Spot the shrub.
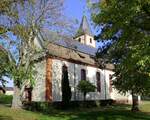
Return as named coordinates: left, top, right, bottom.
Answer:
left=61, top=65, right=71, bottom=108
left=24, top=101, right=99, bottom=112
left=100, top=99, right=114, bottom=106
left=0, top=94, right=13, bottom=104
left=77, top=80, right=96, bottom=101
left=24, top=102, right=54, bottom=113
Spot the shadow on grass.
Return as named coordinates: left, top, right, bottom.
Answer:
left=0, top=115, right=14, bottom=120
left=43, top=110, right=150, bottom=120
left=2, top=103, right=149, bottom=120
left=37, top=104, right=150, bottom=120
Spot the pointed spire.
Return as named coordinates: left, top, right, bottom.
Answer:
left=75, top=15, right=93, bottom=38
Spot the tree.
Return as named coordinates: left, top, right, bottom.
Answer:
left=77, top=80, right=96, bottom=101
left=89, top=0, right=150, bottom=111
left=61, top=65, right=71, bottom=108
left=0, top=49, right=10, bottom=87
left=0, top=0, right=72, bottom=109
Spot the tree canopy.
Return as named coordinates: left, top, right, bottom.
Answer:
left=89, top=0, right=150, bottom=111
left=0, top=49, right=10, bottom=87
left=0, top=0, right=66, bottom=86
left=90, top=0, right=150, bottom=96
left=0, top=0, right=72, bottom=108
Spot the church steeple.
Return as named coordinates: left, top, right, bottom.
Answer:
left=75, top=15, right=93, bottom=37
left=74, top=16, right=96, bottom=48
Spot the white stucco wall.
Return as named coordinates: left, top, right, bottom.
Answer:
left=52, top=59, right=105, bottom=101
left=105, top=69, right=133, bottom=103
left=85, top=34, right=96, bottom=48
left=51, top=59, right=132, bottom=103
left=32, top=60, right=46, bottom=101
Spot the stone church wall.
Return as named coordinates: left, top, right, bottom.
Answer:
left=32, top=60, right=46, bottom=101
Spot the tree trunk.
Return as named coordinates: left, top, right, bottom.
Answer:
left=83, top=92, right=86, bottom=102
left=11, top=85, right=23, bottom=109
left=83, top=92, right=87, bottom=107
left=131, top=94, right=139, bottom=112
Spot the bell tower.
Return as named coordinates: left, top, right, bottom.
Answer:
left=74, top=15, right=96, bottom=48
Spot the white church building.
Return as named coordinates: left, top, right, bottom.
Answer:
left=24, top=16, right=132, bottom=104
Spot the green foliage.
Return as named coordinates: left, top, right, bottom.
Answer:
left=11, top=64, right=35, bottom=88
left=90, top=0, right=150, bottom=97
left=0, top=94, right=13, bottom=104
left=24, top=102, right=54, bottom=113
left=0, top=49, right=11, bottom=86
left=78, top=80, right=96, bottom=93
left=0, top=0, right=39, bottom=90
left=0, top=0, right=33, bottom=34
left=61, top=65, right=71, bottom=108
left=77, top=80, right=96, bottom=101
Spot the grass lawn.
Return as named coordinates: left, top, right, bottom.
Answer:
left=0, top=101, right=150, bottom=120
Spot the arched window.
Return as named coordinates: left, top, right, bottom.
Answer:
left=96, top=72, right=101, bottom=92
left=109, top=74, right=113, bottom=93
left=90, top=38, right=92, bottom=43
left=81, top=69, right=86, bottom=80
left=78, top=38, right=81, bottom=42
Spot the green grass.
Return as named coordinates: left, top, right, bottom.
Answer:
left=140, top=101, right=150, bottom=113
left=0, top=101, right=150, bottom=120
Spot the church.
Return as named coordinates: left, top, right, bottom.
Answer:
left=24, top=16, right=132, bottom=104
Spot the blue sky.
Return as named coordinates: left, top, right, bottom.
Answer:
left=64, top=0, right=87, bottom=21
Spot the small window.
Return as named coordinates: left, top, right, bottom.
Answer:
left=81, top=69, right=86, bottom=80
left=109, top=74, right=113, bottom=93
left=96, top=72, right=101, bottom=92
left=90, top=38, right=92, bottom=43
left=78, top=38, right=81, bottom=42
